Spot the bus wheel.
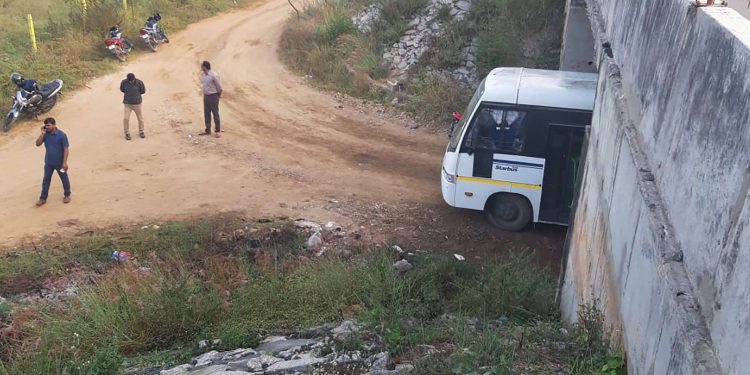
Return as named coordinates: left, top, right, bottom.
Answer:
left=486, top=194, right=531, bottom=232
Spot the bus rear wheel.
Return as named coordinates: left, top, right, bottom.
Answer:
left=486, top=194, right=531, bottom=232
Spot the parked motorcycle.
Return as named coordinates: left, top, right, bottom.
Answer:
left=104, top=25, right=133, bottom=62
left=140, top=12, right=169, bottom=51
left=3, top=73, right=63, bottom=132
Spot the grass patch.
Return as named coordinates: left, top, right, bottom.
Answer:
left=279, top=0, right=564, bottom=125
left=0, top=0, right=257, bottom=109
left=0, top=216, right=621, bottom=374
left=404, top=70, right=471, bottom=123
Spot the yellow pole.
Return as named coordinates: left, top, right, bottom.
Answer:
left=81, top=0, right=87, bottom=30
left=123, top=0, right=127, bottom=12
left=27, top=14, right=37, bottom=52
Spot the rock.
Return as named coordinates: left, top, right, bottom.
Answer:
left=256, top=338, right=317, bottom=354
left=192, top=351, right=221, bottom=368
left=278, top=346, right=302, bottom=360
left=453, top=253, right=466, bottom=261
left=222, top=348, right=258, bottom=361
left=456, top=1, right=471, bottom=11
left=324, top=221, right=342, bottom=232
left=306, top=231, right=324, bottom=249
left=370, top=351, right=390, bottom=370
left=247, top=354, right=282, bottom=372
left=190, top=365, right=244, bottom=375
left=160, top=364, right=193, bottom=375
left=465, top=60, right=475, bottom=69
left=198, top=340, right=209, bottom=350
left=264, top=353, right=327, bottom=374
left=352, top=4, right=382, bottom=33
left=334, top=351, right=363, bottom=364
left=396, top=364, right=415, bottom=374
left=226, top=358, right=253, bottom=371
left=294, top=219, right=321, bottom=231
left=392, top=259, right=413, bottom=273
left=298, top=324, right=334, bottom=339
left=370, top=370, right=400, bottom=375
left=261, top=335, right=287, bottom=344
left=333, top=320, right=362, bottom=342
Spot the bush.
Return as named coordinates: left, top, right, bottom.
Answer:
left=405, top=70, right=470, bottom=122
left=315, top=5, right=356, bottom=44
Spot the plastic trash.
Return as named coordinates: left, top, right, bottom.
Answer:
left=111, top=251, right=131, bottom=264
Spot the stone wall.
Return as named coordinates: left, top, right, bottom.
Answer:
left=560, top=0, right=750, bottom=373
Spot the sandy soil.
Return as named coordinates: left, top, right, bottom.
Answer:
left=0, top=0, right=565, bottom=261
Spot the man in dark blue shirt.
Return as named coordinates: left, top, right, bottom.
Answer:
left=35, top=117, right=71, bottom=206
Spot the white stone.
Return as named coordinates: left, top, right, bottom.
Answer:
left=294, top=220, right=321, bottom=231
left=306, top=231, right=324, bottom=249
left=160, top=364, right=193, bottom=375
left=222, top=348, right=258, bottom=361
left=371, top=351, right=390, bottom=370
left=247, top=354, right=282, bottom=372
left=333, top=320, right=362, bottom=341
left=192, top=351, right=221, bottom=368
left=393, top=259, right=413, bottom=272
left=264, top=353, right=326, bottom=374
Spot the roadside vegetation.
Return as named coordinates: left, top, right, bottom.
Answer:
left=0, top=0, right=256, bottom=101
left=279, top=0, right=564, bottom=123
left=0, top=216, right=624, bottom=374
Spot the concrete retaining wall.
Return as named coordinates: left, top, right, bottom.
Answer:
left=560, top=0, right=750, bottom=373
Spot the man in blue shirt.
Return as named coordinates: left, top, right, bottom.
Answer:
left=35, top=117, right=71, bottom=206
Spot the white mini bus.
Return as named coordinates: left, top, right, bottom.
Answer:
left=441, top=68, right=597, bottom=231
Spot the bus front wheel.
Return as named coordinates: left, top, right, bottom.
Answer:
left=485, top=194, right=531, bottom=232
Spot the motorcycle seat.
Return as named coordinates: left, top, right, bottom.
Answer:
left=40, top=80, right=62, bottom=98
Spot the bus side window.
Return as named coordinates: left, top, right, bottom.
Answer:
left=462, top=106, right=528, bottom=155
left=500, top=110, right=527, bottom=153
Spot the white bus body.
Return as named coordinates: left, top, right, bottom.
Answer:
left=441, top=68, right=597, bottom=231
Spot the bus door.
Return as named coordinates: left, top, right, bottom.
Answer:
left=539, top=123, right=585, bottom=224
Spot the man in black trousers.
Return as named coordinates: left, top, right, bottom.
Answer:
left=199, top=61, right=223, bottom=138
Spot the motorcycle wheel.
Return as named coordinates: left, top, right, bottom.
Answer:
left=115, top=50, right=126, bottom=62
left=39, top=95, right=58, bottom=114
left=147, top=38, right=158, bottom=52
left=3, top=112, right=16, bottom=132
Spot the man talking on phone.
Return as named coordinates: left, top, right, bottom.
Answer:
left=35, top=117, right=71, bottom=207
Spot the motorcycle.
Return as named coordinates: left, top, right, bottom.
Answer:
left=140, top=14, right=169, bottom=51
left=104, top=25, right=133, bottom=62
left=3, top=79, right=64, bottom=132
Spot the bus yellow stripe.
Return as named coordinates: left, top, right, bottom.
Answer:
left=456, top=176, right=542, bottom=190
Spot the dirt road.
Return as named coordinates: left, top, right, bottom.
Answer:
left=0, top=0, right=564, bottom=258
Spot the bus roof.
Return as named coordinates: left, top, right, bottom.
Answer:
left=480, top=68, right=597, bottom=111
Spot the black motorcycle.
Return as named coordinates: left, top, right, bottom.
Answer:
left=3, top=76, right=64, bottom=132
